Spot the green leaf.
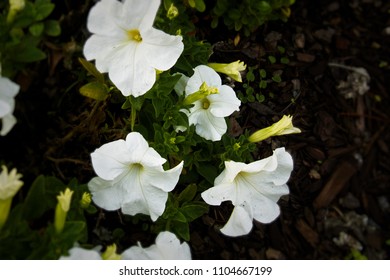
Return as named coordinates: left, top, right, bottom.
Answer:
left=181, top=201, right=209, bottom=222
left=268, top=55, right=277, bottom=64
left=259, top=79, right=268, bottom=89
left=194, top=0, right=206, bottom=12
left=29, top=22, right=44, bottom=37
left=177, top=184, right=197, bottom=203
left=22, top=175, right=48, bottom=220
left=79, top=81, right=109, bottom=101
left=44, top=20, right=61, bottom=36
left=196, top=163, right=218, bottom=184
left=257, top=1, right=272, bottom=14
left=13, top=45, right=46, bottom=62
left=78, top=57, right=104, bottom=82
left=272, top=75, right=282, bottom=83
left=170, top=220, right=190, bottom=241
left=259, top=68, right=267, bottom=78
left=22, top=175, right=65, bottom=220
left=172, top=211, right=187, bottom=223
left=34, top=1, right=55, bottom=21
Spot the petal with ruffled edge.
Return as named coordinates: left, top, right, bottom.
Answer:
left=188, top=107, right=227, bottom=141
left=220, top=202, right=253, bottom=237
left=185, top=65, right=221, bottom=95
left=90, top=139, right=131, bottom=181
left=86, top=0, right=124, bottom=37
left=88, top=177, right=123, bottom=211
left=0, top=114, right=17, bottom=136
left=208, top=85, right=241, bottom=118
left=142, top=28, right=184, bottom=71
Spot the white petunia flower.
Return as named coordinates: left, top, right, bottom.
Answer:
left=60, top=246, right=102, bottom=260
left=180, top=65, right=241, bottom=141
left=121, top=231, right=191, bottom=259
left=201, top=147, right=293, bottom=237
left=83, top=0, right=184, bottom=97
left=88, top=132, right=183, bottom=221
left=0, top=76, right=19, bottom=136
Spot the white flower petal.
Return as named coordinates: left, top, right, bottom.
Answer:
left=188, top=108, right=227, bottom=141
left=142, top=161, right=183, bottom=192
left=86, top=0, right=124, bottom=37
left=60, top=247, right=102, bottom=260
left=88, top=177, right=122, bottom=211
left=173, top=73, right=189, bottom=96
left=201, top=182, right=236, bottom=206
left=0, top=113, right=17, bottom=136
left=250, top=193, right=282, bottom=224
left=121, top=180, right=168, bottom=221
left=220, top=203, right=253, bottom=237
left=125, top=132, right=165, bottom=167
left=208, top=85, right=240, bottom=117
left=142, top=28, right=184, bottom=71
left=91, top=139, right=130, bottom=180
left=185, top=65, right=221, bottom=95
left=124, top=0, right=160, bottom=31
left=83, top=35, right=126, bottom=72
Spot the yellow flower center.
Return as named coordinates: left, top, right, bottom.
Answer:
left=202, top=98, right=210, bottom=109
left=127, top=29, right=142, bottom=42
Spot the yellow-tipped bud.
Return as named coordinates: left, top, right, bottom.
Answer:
left=167, top=3, right=179, bottom=20
left=183, top=81, right=219, bottom=105
left=102, top=244, right=121, bottom=260
left=54, top=188, right=73, bottom=234
left=208, top=60, right=247, bottom=82
left=80, top=192, right=92, bottom=209
left=7, top=0, right=25, bottom=23
left=248, top=115, right=301, bottom=143
left=0, top=165, right=23, bottom=230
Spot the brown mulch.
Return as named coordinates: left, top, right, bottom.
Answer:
left=1, top=0, right=389, bottom=259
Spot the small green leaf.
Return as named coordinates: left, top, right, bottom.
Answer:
left=78, top=58, right=104, bottom=82
left=170, top=220, right=190, bottom=241
left=29, top=22, right=44, bottom=37
left=44, top=20, right=61, bottom=36
left=172, top=211, right=187, bottom=223
left=181, top=201, right=209, bottom=222
left=13, top=46, right=46, bottom=62
left=280, top=57, right=290, bottom=64
left=259, top=80, right=268, bottom=89
left=272, top=75, right=282, bottom=83
left=34, top=1, right=55, bottom=21
left=194, top=0, right=206, bottom=12
left=177, top=184, right=197, bottom=203
left=268, top=55, right=277, bottom=64
left=257, top=1, right=272, bottom=14
left=79, top=81, right=109, bottom=101
left=259, top=68, right=267, bottom=78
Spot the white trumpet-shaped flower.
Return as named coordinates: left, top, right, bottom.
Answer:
left=88, top=132, right=183, bottom=221
left=83, top=0, right=184, bottom=97
left=180, top=65, right=241, bottom=141
left=0, top=76, right=20, bottom=136
left=201, top=147, right=293, bottom=237
left=121, top=231, right=191, bottom=259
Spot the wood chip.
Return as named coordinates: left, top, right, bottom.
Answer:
left=314, top=159, right=358, bottom=209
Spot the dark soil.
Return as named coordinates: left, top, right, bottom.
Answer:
left=1, top=0, right=389, bottom=259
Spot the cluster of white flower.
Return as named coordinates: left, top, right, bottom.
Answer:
left=81, top=0, right=297, bottom=248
